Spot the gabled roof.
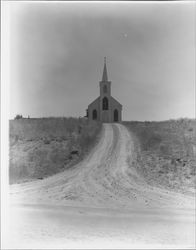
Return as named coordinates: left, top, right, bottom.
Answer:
left=88, top=97, right=100, bottom=108
left=111, top=96, right=122, bottom=107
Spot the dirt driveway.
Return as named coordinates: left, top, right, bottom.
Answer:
left=6, top=124, right=195, bottom=249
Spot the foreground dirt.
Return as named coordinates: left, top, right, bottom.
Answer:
left=8, top=203, right=195, bottom=249
left=7, top=124, right=195, bottom=249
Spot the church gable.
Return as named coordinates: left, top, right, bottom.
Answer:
left=88, top=97, right=100, bottom=109
left=111, top=96, right=122, bottom=108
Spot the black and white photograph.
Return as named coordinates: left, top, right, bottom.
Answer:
left=1, top=0, right=196, bottom=249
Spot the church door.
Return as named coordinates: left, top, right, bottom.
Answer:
left=114, top=109, right=118, bottom=122
left=92, top=109, right=97, bottom=120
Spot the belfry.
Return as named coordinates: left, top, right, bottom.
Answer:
left=87, top=58, right=122, bottom=123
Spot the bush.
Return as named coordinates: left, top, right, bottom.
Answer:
left=14, top=114, right=23, bottom=120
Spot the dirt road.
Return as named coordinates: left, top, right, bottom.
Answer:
left=7, top=124, right=195, bottom=248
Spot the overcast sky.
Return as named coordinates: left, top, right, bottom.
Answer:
left=8, top=1, right=195, bottom=121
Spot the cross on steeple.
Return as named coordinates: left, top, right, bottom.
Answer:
left=102, top=57, right=108, bottom=82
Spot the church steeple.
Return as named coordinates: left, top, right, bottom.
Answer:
left=102, top=57, right=108, bottom=82
left=99, top=57, right=111, bottom=98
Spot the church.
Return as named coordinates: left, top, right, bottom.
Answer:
left=87, top=58, right=122, bottom=123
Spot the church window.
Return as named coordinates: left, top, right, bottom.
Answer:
left=103, top=85, right=107, bottom=93
left=92, top=109, right=97, bottom=120
left=102, top=97, right=109, bottom=110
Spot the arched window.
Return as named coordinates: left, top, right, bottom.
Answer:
left=92, top=109, right=97, bottom=120
left=102, top=97, right=108, bottom=110
left=103, top=85, right=107, bottom=93
left=114, top=109, right=118, bottom=122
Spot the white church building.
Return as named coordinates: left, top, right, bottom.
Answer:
left=87, top=58, right=122, bottom=123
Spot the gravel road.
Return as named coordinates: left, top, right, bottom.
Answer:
left=7, top=124, right=195, bottom=249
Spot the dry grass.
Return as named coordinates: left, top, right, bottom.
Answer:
left=124, top=119, right=196, bottom=194
left=9, top=117, right=102, bottom=184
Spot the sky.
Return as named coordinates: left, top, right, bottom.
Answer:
left=8, top=1, right=195, bottom=121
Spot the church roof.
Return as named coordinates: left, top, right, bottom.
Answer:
left=102, top=57, right=108, bottom=82
left=111, top=96, right=122, bottom=107
left=88, top=97, right=100, bottom=108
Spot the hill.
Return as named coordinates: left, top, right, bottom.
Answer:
left=123, top=119, right=196, bottom=194
left=10, top=118, right=196, bottom=194
left=9, top=117, right=101, bottom=184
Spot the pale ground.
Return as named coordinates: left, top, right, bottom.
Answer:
left=5, top=124, right=196, bottom=249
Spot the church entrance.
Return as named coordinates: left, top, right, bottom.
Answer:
left=102, top=111, right=109, bottom=122
left=92, top=109, right=97, bottom=120
left=114, top=109, right=118, bottom=122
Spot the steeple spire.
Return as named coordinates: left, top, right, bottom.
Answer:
left=102, top=57, right=108, bottom=82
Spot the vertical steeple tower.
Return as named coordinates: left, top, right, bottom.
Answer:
left=102, top=57, right=108, bottom=82
left=99, top=57, right=111, bottom=97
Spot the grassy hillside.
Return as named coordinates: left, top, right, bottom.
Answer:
left=9, top=117, right=102, bottom=184
left=124, top=119, right=196, bottom=194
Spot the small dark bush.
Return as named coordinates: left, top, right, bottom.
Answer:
left=44, top=139, right=50, bottom=144
left=71, top=150, right=79, bottom=155
left=15, top=114, right=23, bottom=120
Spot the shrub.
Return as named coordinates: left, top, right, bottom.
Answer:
left=14, top=114, right=23, bottom=120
